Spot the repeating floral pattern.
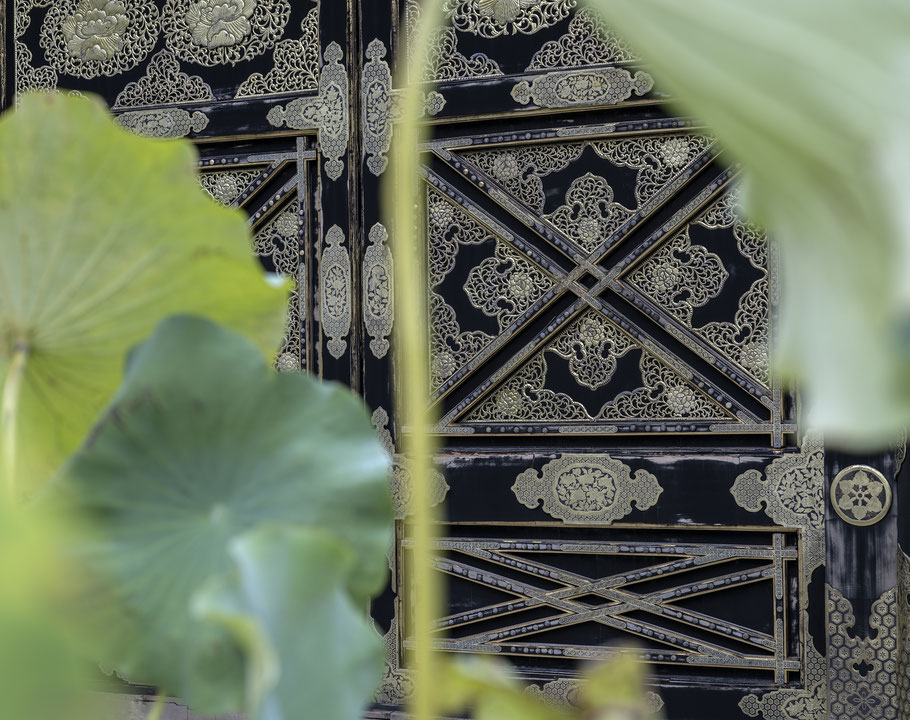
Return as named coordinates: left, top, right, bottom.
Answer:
left=40, top=0, right=160, bottom=79
left=162, top=0, right=291, bottom=67
left=443, top=0, right=576, bottom=38
left=468, top=311, right=731, bottom=423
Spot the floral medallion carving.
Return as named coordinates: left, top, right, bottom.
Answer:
left=513, top=453, right=662, bottom=523
left=512, top=68, right=653, bottom=109
left=627, top=232, right=729, bottom=326
left=830, top=465, right=892, bottom=527
left=116, top=108, right=209, bottom=138
left=320, top=224, right=351, bottom=359
left=468, top=311, right=731, bottom=424
left=363, top=223, right=394, bottom=359
left=162, top=0, right=291, bottom=66
left=40, top=0, right=160, bottom=79
left=544, top=172, right=633, bottom=252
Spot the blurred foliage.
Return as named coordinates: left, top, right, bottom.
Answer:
left=0, top=93, right=287, bottom=498
left=585, top=0, right=910, bottom=447
left=55, top=316, right=392, bottom=718
left=435, top=655, right=657, bottom=720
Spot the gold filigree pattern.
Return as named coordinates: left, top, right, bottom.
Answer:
left=254, top=209, right=298, bottom=276
left=115, top=108, right=209, bottom=138
left=827, top=585, right=899, bottom=719
left=428, top=190, right=553, bottom=390
left=197, top=168, right=262, bottom=206
left=543, top=172, right=633, bottom=252
left=730, top=435, right=825, bottom=567
left=549, top=313, right=634, bottom=390
left=113, top=50, right=214, bottom=108
left=467, top=311, right=731, bottom=423
left=235, top=7, right=318, bottom=97
left=627, top=232, right=729, bottom=326
left=513, top=454, right=661, bottom=523
left=830, top=465, right=892, bottom=527
left=162, top=0, right=291, bottom=67
left=268, top=42, right=349, bottom=181
left=512, top=68, right=652, bottom=109
left=14, top=1, right=60, bottom=97
left=40, top=0, right=160, bottom=79
left=463, top=242, right=554, bottom=331
left=527, top=7, right=636, bottom=70
left=407, top=1, right=503, bottom=82
left=463, top=143, right=585, bottom=214
left=443, top=0, right=576, bottom=38
left=363, top=223, right=394, bottom=359
left=592, top=134, right=713, bottom=207
left=320, top=224, right=351, bottom=359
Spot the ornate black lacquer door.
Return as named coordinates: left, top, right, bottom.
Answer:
left=3, top=2, right=909, bottom=719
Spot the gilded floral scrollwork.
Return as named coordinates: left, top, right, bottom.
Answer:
left=443, top=0, right=576, bottom=38
left=197, top=168, right=262, bottom=207
left=527, top=7, right=636, bottom=70
left=235, top=7, right=319, bottom=97
left=544, top=173, right=633, bottom=252
left=162, top=0, right=291, bottom=67
left=113, top=50, right=214, bottom=108
left=592, top=134, right=714, bottom=207
left=40, top=0, right=160, bottom=79
left=627, top=232, right=729, bottom=326
left=463, top=242, right=554, bottom=331
left=513, top=453, right=662, bottom=523
left=467, top=311, right=731, bottom=423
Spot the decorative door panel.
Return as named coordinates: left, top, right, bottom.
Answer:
left=360, top=4, right=904, bottom=720
left=3, top=2, right=906, bottom=719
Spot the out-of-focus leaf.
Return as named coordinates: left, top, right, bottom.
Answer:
left=584, top=0, right=910, bottom=447
left=435, top=657, right=573, bottom=720
left=0, top=93, right=287, bottom=496
left=0, top=500, right=99, bottom=720
left=56, top=316, right=392, bottom=714
left=580, top=654, right=653, bottom=720
left=195, top=526, right=385, bottom=720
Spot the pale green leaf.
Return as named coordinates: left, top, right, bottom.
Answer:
left=0, top=93, right=287, bottom=496
left=195, top=526, right=385, bottom=720
left=56, top=316, right=392, bottom=714
left=584, top=0, right=910, bottom=446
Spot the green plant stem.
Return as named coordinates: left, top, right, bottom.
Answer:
left=387, top=3, right=443, bottom=720
left=145, top=693, right=167, bottom=720
left=1, top=342, right=28, bottom=501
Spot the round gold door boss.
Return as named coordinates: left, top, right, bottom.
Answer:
left=830, top=465, right=892, bottom=526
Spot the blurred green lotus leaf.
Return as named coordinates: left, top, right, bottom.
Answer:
left=0, top=93, right=287, bottom=496
left=57, top=316, right=392, bottom=715
left=195, top=526, right=385, bottom=720
left=585, top=0, right=910, bottom=447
